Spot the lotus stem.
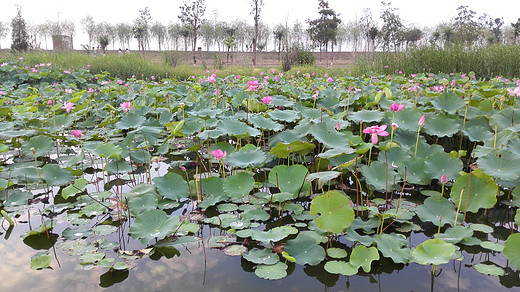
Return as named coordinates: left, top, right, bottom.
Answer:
left=454, top=188, right=464, bottom=226
left=414, top=127, right=421, bottom=158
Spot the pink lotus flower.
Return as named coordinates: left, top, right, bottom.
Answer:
left=391, top=122, right=399, bottom=130
left=47, top=99, right=54, bottom=105
left=418, top=115, right=426, bottom=126
left=336, top=122, right=341, bottom=131
left=390, top=103, right=404, bottom=112
left=261, top=96, right=272, bottom=104
left=120, top=101, right=133, bottom=112
left=211, top=149, right=227, bottom=160
left=62, top=102, right=75, bottom=113
left=206, top=74, right=216, bottom=83
left=326, top=77, right=334, bottom=82
left=441, top=173, right=447, bottom=184
left=247, top=80, right=259, bottom=91
left=432, top=86, right=443, bottom=93
left=363, top=125, right=389, bottom=144
left=71, top=130, right=83, bottom=138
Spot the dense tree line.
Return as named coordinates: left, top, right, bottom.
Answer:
left=3, top=0, right=520, bottom=54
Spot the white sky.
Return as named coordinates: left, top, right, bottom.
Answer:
left=1, top=0, right=518, bottom=49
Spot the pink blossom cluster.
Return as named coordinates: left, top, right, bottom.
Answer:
left=362, top=125, right=389, bottom=144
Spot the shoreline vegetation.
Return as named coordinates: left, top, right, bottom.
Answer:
left=1, top=44, right=520, bottom=80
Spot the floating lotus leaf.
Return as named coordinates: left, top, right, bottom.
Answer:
left=269, top=164, right=309, bottom=195
left=247, top=226, right=298, bottom=244
left=375, top=233, right=413, bottom=264
left=128, top=194, right=159, bottom=216
left=345, top=229, right=375, bottom=246
left=478, top=151, right=520, bottom=182
left=62, top=178, right=88, bottom=199
left=270, top=192, right=296, bottom=203
left=79, top=252, right=105, bottom=264
left=62, top=227, right=94, bottom=240
left=129, top=210, right=180, bottom=245
left=413, top=238, right=455, bottom=266
left=243, top=248, right=280, bottom=265
left=450, top=170, right=498, bottom=213
left=284, top=233, right=326, bottom=266
left=415, top=196, right=460, bottom=227
left=268, top=109, right=300, bottom=122
left=348, top=110, right=385, bottom=124
left=324, top=260, right=359, bottom=276
left=474, top=263, right=504, bottom=276
left=504, top=233, right=520, bottom=270
left=423, top=115, right=460, bottom=137
left=222, top=172, right=255, bottom=199
left=40, top=164, right=73, bottom=186
left=241, top=208, right=270, bottom=221
left=227, top=149, right=267, bottom=168
left=219, top=119, right=261, bottom=138
left=222, top=244, right=248, bottom=256
left=4, top=190, right=33, bottom=207
left=439, top=226, right=474, bottom=244
left=153, top=172, right=189, bottom=200
left=31, top=253, right=52, bottom=270
left=115, top=113, right=146, bottom=129
left=270, top=141, right=316, bottom=158
left=92, top=225, right=118, bottom=237
left=21, top=135, right=54, bottom=157
left=217, top=203, right=239, bottom=212
left=424, top=151, right=463, bottom=181
left=206, top=235, right=237, bottom=248
left=310, top=190, right=355, bottom=234
left=430, top=91, right=465, bottom=114
left=327, top=248, right=348, bottom=259
left=79, top=203, right=106, bottom=217
left=349, top=245, right=380, bottom=273
left=480, top=241, right=504, bottom=252
left=310, top=122, right=350, bottom=148
left=255, top=262, right=288, bottom=280
left=249, top=114, right=284, bottom=131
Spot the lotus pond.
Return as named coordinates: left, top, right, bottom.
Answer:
left=1, top=59, right=520, bottom=291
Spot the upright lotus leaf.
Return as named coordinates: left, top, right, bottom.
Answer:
left=269, top=164, right=309, bottom=195
left=227, top=149, right=267, bottom=168
left=425, top=151, right=463, bottom=181
left=474, top=263, right=505, bottom=276
left=95, top=143, right=123, bottom=159
left=423, top=115, right=460, bottom=137
left=393, top=108, right=423, bottom=132
left=413, top=238, right=455, bottom=266
left=21, top=135, right=54, bottom=157
left=190, top=108, right=223, bottom=119
left=131, top=126, right=163, bottom=146
left=349, top=245, right=380, bottom=273
left=219, top=119, right=261, bottom=138
left=165, top=120, right=185, bottom=137
left=504, top=233, right=520, bottom=269
left=400, top=157, right=430, bottom=185
left=241, top=208, right=270, bottom=221
left=361, top=161, right=393, bottom=191
left=127, top=194, right=160, bottom=216
left=268, top=109, right=300, bottom=123
left=310, top=190, right=355, bottom=233
left=348, top=110, right=385, bottom=124
left=255, top=262, right=288, bottom=280
left=115, top=113, right=146, bottom=129
left=463, top=125, right=494, bottom=142
left=450, top=170, right=498, bottom=213
left=489, top=107, right=520, bottom=132
left=129, top=210, right=180, bottom=245
left=431, top=91, right=465, bottom=114
left=249, top=114, right=284, bottom=131
left=247, top=226, right=298, bottom=244
left=306, top=171, right=341, bottom=189
left=153, top=172, right=189, bottom=200
left=478, top=151, right=520, bottom=182
left=310, top=122, right=350, bottom=148
left=439, top=226, right=474, bottom=244
left=223, top=172, right=255, bottom=199
left=375, top=233, right=413, bottom=264
left=243, top=248, right=280, bottom=265
left=284, top=233, right=326, bottom=266
left=40, top=164, right=73, bottom=186
left=270, top=141, right=316, bottom=159
left=317, top=147, right=356, bottom=159
left=62, top=178, right=88, bottom=199
left=415, top=196, right=460, bottom=227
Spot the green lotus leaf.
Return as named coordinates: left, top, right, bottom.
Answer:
left=400, top=157, right=430, bottom=185
left=306, top=171, right=341, bottom=189
left=270, top=141, right=316, bottom=159
left=415, top=196, right=460, bottom=227
left=219, top=119, right=261, bottom=138
left=268, top=109, right=300, bottom=123
left=324, top=260, right=358, bottom=276
left=79, top=203, right=106, bottom=217
left=92, top=225, right=118, bottom=237
left=62, top=178, right=88, bottom=199
left=345, top=229, right=375, bottom=246
left=349, top=245, right=380, bottom=272
left=4, top=190, right=33, bottom=207
left=474, top=263, right=504, bottom=276
left=243, top=248, right=280, bottom=265
left=248, top=226, right=298, bottom=244
left=217, top=203, right=239, bottom=212
left=206, top=234, right=237, bottom=248
left=393, top=108, right=423, bottom=132
left=22, top=135, right=54, bottom=157
left=0, top=129, right=38, bottom=139
left=270, top=94, right=295, bottom=107
left=439, top=226, right=474, bottom=244
left=129, top=210, right=180, bottom=245
left=94, top=143, right=123, bottom=159
left=249, top=114, right=284, bottom=131
left=463, top=125, right=494, bottom=142
left=489, top=107, right=520, bottom=132
left=423, top=115, right=460, bottom=137
left=450, top=170, right=498, bottom=213
left=153, top=172, right=189, bottom=200
left=310, top=190, right=355, bottom=233
left=223, top=244, right=248, bottom=256
left=374, top=233, right=413, bottom=264
left=469, top=223, right=494, bottom=233
left=348, top=109, right=385, bottom=124
left=190, top=108, right=223, bottom=119
left=480, top=241, right=504, bottom=252
left=413, top=238, right=455, bottom=266
left=361, top=161, right=394, bottom=191
left=31, top=253, right=52, bottom=270
left=79, top=252, right=105, bottom=264
left=504, top=233, right=520, bottom=270
left=128, top=194, right=159, bottom=216
left=270, top=192, right=296, bottom=203
left=284, top=233, right=326, bottom=266
left=40, top=164, right=73, bottom=186
left=269, top=164, right=309, bottom=195
left=424, top=151, right=463, bottom=181
left=310, top=122, right=350, bottom=148
left=131, top=125, right=163, bottom=145
left=115, top=113, right=146, bottom=129
left=317, top=147, right=356, bottom=159
left=241, top=208, right=270, bottom=221
left=227, top=149, right=267, bottom=168
left=327, top=247, right=348, bottom=259
left=478, top=151, right=520, bottom=182
left=430, top=91, right=465, bottom=114
left=165, top=120, right=185, bottom=137
left=223, top=172, right=255, bottom=199
left=62, top=227, right=94, bottom=240
left=254, top=262, right=288, bottom=280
